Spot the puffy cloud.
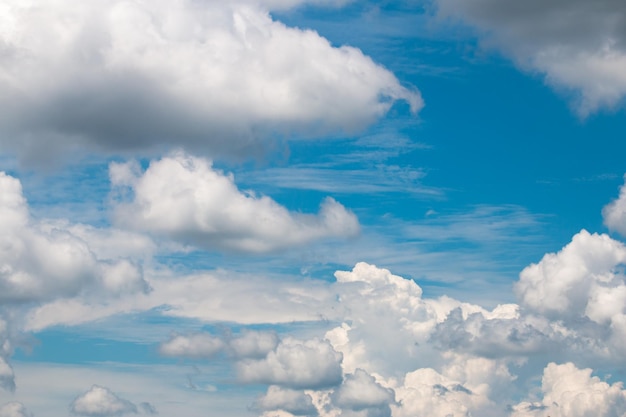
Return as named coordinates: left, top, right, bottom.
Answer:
left=0, top=0, right=421, bottom=162
left=510, top=362, right=626, bottom=417
left=331, top=369, right=394, bottom=417
left=0, top=172, right=150, bottom=303
left=0, top=402, right=32, bottom=417
left=110, top=153, right=360, bottom=253
left=603, top=175, right=626, bottom=236
left=229, top=330, right=279, bottom=359
left=238, top=338, right=343, bottom=389
left=70, top=385, right=138, bottom=417
left=515, top=230, right=626, bottom=321
left=435, top=0, right=626, bottom=114
left=255, top=386, right=318, bottom=416
left=391, top=368, right=489, bottom=417
left=159, top=333, right=224, bottom=359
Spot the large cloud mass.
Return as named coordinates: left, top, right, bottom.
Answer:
left=110, top=153, right=360, bottom=253
left=435, top=0, right=626, bottom=114
left=0, top=0, right=421, bottom=161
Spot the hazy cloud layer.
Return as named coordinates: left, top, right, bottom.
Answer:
left=110, top=153, right=360, bottom=253
left=0, top=0, right=420, bottom=162
left=435, top=0, right=626, bottom=114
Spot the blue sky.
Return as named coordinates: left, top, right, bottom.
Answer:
left=2, top=1, right=626, bottom=417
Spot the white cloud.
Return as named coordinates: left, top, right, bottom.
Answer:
left=603, top=175, right=626, bottom=236
left=515, top=229, right=626, bottom=321
left=255, top=386, right=318, bottom=416
left=0, top=172, right=150, bottom=303
left=238, top=338, right=343, bottom=389
left=110, top=152, right=360, bottom=253
left=0, top=402, right=32, bottom=417
left=229, top=331, right=279, bottom=359
left=510, top=362, right=626, bottom=417
left=70, top=385, right=137, bottom=417
left=331, top=369, right=394, bottom=413
left=0, top=0, right=421, bottom=162
left=159, top=333, right=224, bottom=359
left=435, top=0, right=626, bottom=114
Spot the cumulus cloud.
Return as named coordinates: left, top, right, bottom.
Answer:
left=511, top=362, right=626, bottom=417
left=0, top=402, right=32, bottom=417
left=255, top=386, right=318, bottom=416
left=110, top=153, right=360, bottom=253
left=331, top=369, right=395, bottom=417
left=435, top=0, right=626, bottom=114
left=70, top=385, right=138, bottom=417
left=515, top=229, right=626, bottom=321
left=0, top=0, right=421, bottom=162
left=603, top=174, right=626, bottom=236
left=0, top=172, right=150, bottom=303
left=238, top=338, right=343, bottom=389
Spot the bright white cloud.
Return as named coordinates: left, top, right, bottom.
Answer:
left=435, top=0, right=626, bottom=114
left=0, top=402, right=32, bottom=417
left=515, top=229, right=626, bottom=321
left=238, top=338, right=343, bottom=389
left=0, top=0, right=421, bottom=162
left=603, top=175, right=626, bottom=236
left=70, top=385, right=137, bottom=417
left=511, top=362, right=626, bottom=417
left=110, top=153, right=360, bottom=253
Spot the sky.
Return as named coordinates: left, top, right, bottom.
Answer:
left=1, top=0, right=626, bottom=416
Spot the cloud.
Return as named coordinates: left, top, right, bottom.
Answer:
left=254, top=386, right=318, bottom=416
left=70, top=385, right=138, bottom=417
left=515, top=229, right=626, bottom=321
left=510, top=362, right=626, bottom=417
left=434, top=0, right=626, bottom=114
left=0, top=402, right=32, bottom=417
left=229, top=331, right=279, bottom=359
left=0, top=357, right=15, bottom=392
left=603, top=174, right=626, bottom=236
left=238, top=338, right=343, bottom=389
left=159, top=333, right=224, bottom=359
left=0, top=0, right=421, bottom=162
left=110, top=153, right=360, bottom=253
left=331, top=369, right=395, bottom=417
left=0, top=172, right=150, bottom=303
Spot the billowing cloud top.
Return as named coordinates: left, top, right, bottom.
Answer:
left=0, top=0, right=421, bottom=161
